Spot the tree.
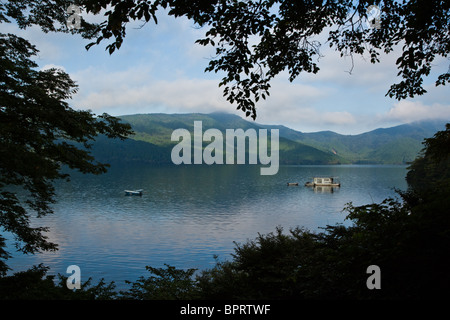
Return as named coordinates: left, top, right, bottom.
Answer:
left=0, top=7, right=132, bottom=274
left=120, top=264, right=198, bottom=300
left=405, top=123, right=450, bottom=194
left=5, top=0, right=447, bottom=120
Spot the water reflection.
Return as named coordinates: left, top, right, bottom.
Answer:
left=312, top=186, right=340, bottom=193
left=4, top=164, right=407, bottom=287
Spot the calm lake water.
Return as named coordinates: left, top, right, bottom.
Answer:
left=5, top=164, right=407, bottom=288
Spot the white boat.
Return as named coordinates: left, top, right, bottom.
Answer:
left=305, top=177, right=340, bottom=187
left=124, top=189, right=143, bottom=196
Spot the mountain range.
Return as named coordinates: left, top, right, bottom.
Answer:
left=90, top=112, right=448, bottom=166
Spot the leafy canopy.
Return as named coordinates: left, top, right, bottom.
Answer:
left=4, top=0, right=448, bottom=119
left=0, top=3, right=132, bottom=275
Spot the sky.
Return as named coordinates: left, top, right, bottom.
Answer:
left=3, top=7, right=450, bottom=135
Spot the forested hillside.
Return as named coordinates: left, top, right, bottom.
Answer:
left=90, top=113, right=447, bottom=165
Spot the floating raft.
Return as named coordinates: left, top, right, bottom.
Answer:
left=305, top=177, right=340, bottom=187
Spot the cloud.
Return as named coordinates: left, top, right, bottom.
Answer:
left=68, top=61, right=383, bottom=134
left=70, top=65, right=232, bottom=114
left=322, top=111, right=356, bottom=125
left=301, top=44, right=399, bottom=87
left=257, top=105, right=357, bottom=132
left=385, top=100, right=450, bottom=123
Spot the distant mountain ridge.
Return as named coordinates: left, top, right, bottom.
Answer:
left=90, top=112, right=448, bottom=166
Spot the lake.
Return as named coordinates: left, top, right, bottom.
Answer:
left=4, top=164, right=408, bottom=289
